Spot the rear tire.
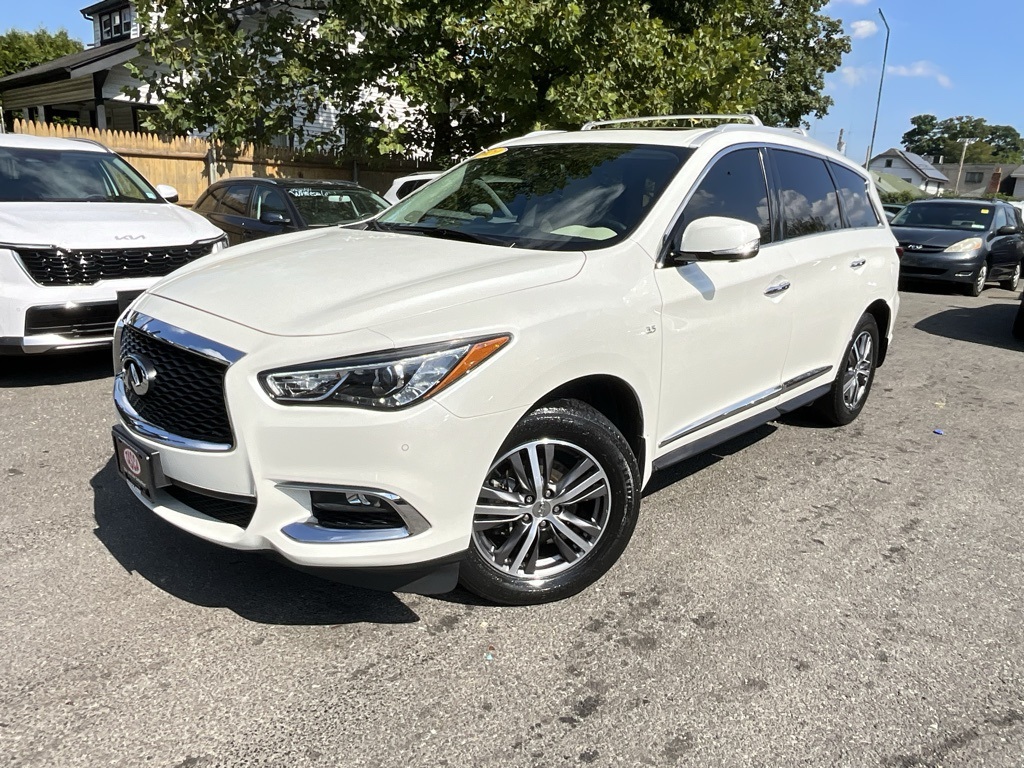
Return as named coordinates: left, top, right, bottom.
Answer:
left=816, top=313, right=879, bottom=427
left=460, top=399, right=640, bottom=605
left=1001, top=262, right=1021, bottom=292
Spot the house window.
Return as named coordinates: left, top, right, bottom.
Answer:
left=964, top=171, right=984, bottom=184
left=100, top=6, right=133, bottom=42
left=884, top=159, right=893, bottom=168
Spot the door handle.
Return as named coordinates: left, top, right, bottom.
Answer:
left=764, top=281, right=791, bottom=297
left=850, top=258, right=866, bottom=269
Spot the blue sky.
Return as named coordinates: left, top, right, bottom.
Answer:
left=6, top=0, right=1023, bottom=165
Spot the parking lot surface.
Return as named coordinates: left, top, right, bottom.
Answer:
left=1, top=287, right=1022, bottom=767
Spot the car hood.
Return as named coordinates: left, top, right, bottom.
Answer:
left=890, top=226, right=981, bottom=248
left=0, top=202, right=222, bottom=249
left=150, top=228, right=586, bottom=336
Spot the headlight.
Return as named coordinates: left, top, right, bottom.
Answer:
left=259, top=335, right=511, bottom=408
left=208, top=235, right=229, bottom=253
left=944, top=238, right=983, bottom=253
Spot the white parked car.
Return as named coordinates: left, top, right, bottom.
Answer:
left=111, top=115, right=900, bottom=604
left=0, top=134, right=225, bottom=354
left=382, top=171, right=441, bottom=204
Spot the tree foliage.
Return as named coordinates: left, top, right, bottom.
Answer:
left=131, top=0, right=849, bottom=161
left=0, top=28, right=83, bottom=80
left=901, top=114, right=1024, bottom=165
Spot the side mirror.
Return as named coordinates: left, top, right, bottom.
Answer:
left=260, top=211, right=291, bottom=226
left=155, top=184, right=179, bottom=204
left=996, top=224, right=1018, bottom=236
left=666, top=216, right=761, bottom=266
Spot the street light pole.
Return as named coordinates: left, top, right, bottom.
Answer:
left=865, top=8, right=890, bottom=169
left=953, top=137, right=977, bottom=195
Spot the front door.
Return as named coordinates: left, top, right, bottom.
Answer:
left=654, top=147, right=794, bottom=459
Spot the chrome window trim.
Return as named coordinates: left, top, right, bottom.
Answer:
left=123, top=311, right=244, bottom=365
left=658, top=365, right=832, bottom=448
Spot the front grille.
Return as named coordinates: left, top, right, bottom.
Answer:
left=120, top=325, right=233, bottom=445
left=166, top=482, right=256, bottom=528
left=17, top=242, right=215, bottom=286
left=25, top=302, right=120, bottom=338
left=901, top=266, right=947, bottom=276
left=311, top=491, right=407, bottom=530
left=899, top=244, right=945, bottom=254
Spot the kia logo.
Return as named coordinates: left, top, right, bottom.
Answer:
left=115, top=235, right=146, bottom=241
left=123, top=354, right=157, bottom=396
left=122, top=447, right=141, bottom=475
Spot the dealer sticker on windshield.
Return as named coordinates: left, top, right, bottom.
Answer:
left=473, top=147, right=508, bottom=159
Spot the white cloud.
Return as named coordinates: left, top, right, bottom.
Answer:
left=840, top=66, right=871, bottom=86
left=850, top=20, right=878, bottom=38
left=887, top=61, right=953, bottom=89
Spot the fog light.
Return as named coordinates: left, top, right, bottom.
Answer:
left=955, top=271, right=972, bottom=277
left=310, top=491, right=406, bottom=530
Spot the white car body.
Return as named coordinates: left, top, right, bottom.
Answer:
left=112, top=121, right=900, bottom=600
left=381, top=171, right=441, bottom=204
left=0, top=134, right=225, bottom=354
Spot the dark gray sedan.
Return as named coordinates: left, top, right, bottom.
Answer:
left=892, top=199, right=1024, bottom=296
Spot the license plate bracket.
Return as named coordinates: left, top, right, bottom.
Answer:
left=112, top=426, right=168, bottom=499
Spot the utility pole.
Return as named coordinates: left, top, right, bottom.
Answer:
left=953, top=138, right=978, bottom=195
left=865, top=8, right=890, bottom=169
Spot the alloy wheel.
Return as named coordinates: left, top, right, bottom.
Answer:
left=975, top=264, right=988, bottom=295
left=842, top=330, right=874, bottom=410
left=472, top=439, right=611, bottom=579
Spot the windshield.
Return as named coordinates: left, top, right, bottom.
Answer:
left=286, top=186, right=388, bottom=226
left=0, top=146, right=161, bottom=203
left=376, top=143, right=693, bottom=250
left=891, top=202, right=995, bottom=231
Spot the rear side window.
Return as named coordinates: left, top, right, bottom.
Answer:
left=681, top=148, right=771, bottom=243
left=829, top=162, right=880, bottom=228
left=397, top=180, right=429, bottom=199
left=772, top=150, right=842, bottom=238
left=194, top=189, right=221, bottom=213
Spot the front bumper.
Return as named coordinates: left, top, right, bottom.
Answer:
left=898, top=251, right=982, bottom=284
left=111, top=295, right=522, bottom=588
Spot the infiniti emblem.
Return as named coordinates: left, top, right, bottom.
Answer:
left=123, top=354, right=157, bottom=396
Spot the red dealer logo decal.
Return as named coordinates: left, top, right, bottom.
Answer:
left=122, top=447, right=141, bottom=476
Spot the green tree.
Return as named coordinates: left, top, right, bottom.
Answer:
left=130, top=0, right=848, bottom=160
left=901, top=114, right=1024, bottom=165
left=0, top=28, right=83, bottom=79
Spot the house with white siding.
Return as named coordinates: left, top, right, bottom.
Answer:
left=867, top=148, right=949, bottom=196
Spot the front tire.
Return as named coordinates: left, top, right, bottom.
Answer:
left=1001, top=262, right=1021, bottom=292
left=967, top=262, right=988, bottom=297
left=816, top=313, right=879, bottom=426
left=460, top=399, right=640, bottom=605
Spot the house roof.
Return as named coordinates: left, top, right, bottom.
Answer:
left=1012, top=165, right=1024, bottom=179
left=872, top=148, right=949, bottom=183
left=0, top=37, right=139, bottom=90
left=80, top=0, right=132, bottom=18
left=869, top=170, right=925, bottom=197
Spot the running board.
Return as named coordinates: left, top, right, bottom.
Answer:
left=651, top=383, right=830, bottom=472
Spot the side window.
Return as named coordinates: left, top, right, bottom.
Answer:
left=680, top=148, right=771, bottom=243
left=1014, top=208, right=1024, bottom=231
left=829, top=162, right=881, bottom=228
left=194, top=189, right=220, bottom=213
left=772, top=150, right=843, bottom=238
left=252, top=187, right=290, bottom=220
left=993, top=206, right=1009, bottom=230
left=220, top=184, right=253, bottom=217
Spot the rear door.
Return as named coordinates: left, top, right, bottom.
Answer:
left=766, top=149, right=872, bottom=387
left=988, top=205, right=1024, bottom=279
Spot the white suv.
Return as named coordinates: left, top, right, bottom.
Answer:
left=0, top=134, right=225, bottom=354
left=111, top=116, right=899, bottom=604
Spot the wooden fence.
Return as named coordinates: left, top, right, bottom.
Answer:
left=11, top=120, right=437, bottom=205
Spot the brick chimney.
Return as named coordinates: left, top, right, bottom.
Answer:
left=986, top=168, right=1002, bottom=195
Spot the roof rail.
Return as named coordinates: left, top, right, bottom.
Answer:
left=581, top=114, right=763, bottom=131
left=68, top=137, right=113, bottom=152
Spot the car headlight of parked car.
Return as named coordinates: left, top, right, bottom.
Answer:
left=260, top=335, right=511, bottom=408
left=208, top=235, right=229, bottom=253
left=944, top=238, right=983, bottom=253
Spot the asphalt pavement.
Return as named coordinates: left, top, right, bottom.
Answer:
left=1, top=286, right=1023, bottom=767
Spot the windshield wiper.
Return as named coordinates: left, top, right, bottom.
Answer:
left=382, top=224, right=506, bottom=246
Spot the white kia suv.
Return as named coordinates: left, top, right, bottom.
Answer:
left=0, top=134, right=225, bottom=354
left=111, top=115, right=899, bottom=604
